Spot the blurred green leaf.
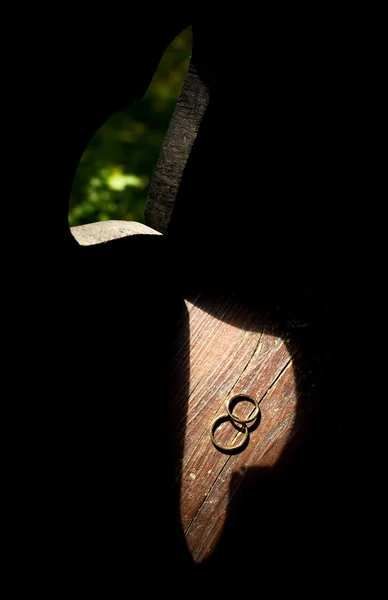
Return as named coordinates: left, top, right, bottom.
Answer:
left=106, top=170, right=143, bottom=191
left=69, top=27, right=192, bottom=227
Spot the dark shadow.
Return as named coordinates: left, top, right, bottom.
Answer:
left=57, top=237, right=361, bottom=593
left=58, top=259, right=359, bottom=590
left=182, top=293, right=345, bottom=590
left=55, top=234, right=195, bottom=590
left=55, top=10, right=371, bottom=595
left=153, top=15, right=365, bottom=582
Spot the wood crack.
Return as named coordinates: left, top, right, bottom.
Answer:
left=183, top=348, right=300, bottom=541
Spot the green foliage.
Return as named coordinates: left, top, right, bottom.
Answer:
left=69, top=27, right=192, bottom=226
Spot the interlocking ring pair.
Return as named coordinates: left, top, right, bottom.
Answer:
left=210, top=393, right=260, bottom=453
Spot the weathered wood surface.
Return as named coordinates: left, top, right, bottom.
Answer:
left=167, top=293, right=307, bottom=564
left=145, top=61, right=208, bottom=234
left=71, top=220, right=161, bottom=245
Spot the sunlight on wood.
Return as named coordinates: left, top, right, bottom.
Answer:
left=171, top=295, right=298, bottom=563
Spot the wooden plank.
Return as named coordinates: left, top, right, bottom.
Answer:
left=71, top=220, right=161, bottom=245
left=185, top=362, right=297, bottom=562
left=167, top=293, right=304, bottom=563
left=145, top=62, right=209, bottom=234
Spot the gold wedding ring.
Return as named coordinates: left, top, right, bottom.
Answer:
left=210, top=393, right=261, bottom=453
left=226, top=393, right=260, bottom=424
left=210, top=414, right=249, bottom=453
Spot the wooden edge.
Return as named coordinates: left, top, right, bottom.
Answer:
left=71, top=220, right=162, bottom=246
left=145, top=58, right=209, bottom=234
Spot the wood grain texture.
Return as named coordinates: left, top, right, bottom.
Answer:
left=168, top=293, right=305, bottom=563
left=145, top=62, right=209, bottom=234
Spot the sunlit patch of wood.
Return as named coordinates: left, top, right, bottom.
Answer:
left=169, top=294, right=298, bottom=564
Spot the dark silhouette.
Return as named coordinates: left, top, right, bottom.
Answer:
left=51, top=6, right=373, bottom=594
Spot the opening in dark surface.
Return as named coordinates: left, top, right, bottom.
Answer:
left=56, top=10, right=372, bottom=594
